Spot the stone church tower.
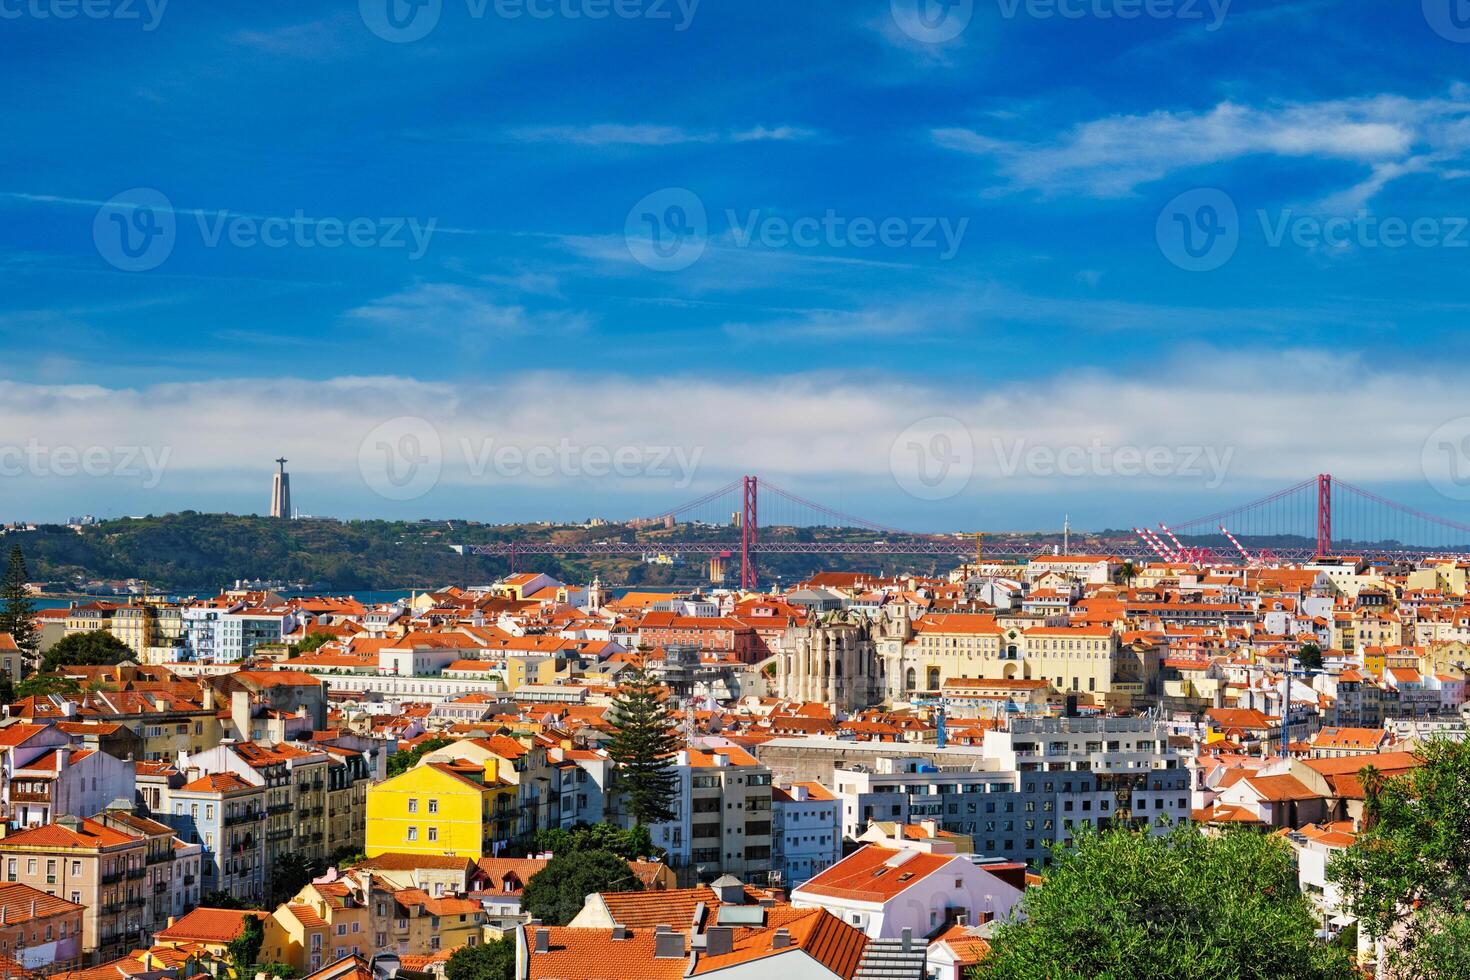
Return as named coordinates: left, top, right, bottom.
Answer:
left=777, top=613, right=879, bottom=710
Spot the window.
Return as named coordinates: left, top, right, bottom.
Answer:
left=427, top=828, right=438, bottom=842
left=408, top=799, right=419, bottom=813
left=427, top=799, right=438, bottom=814
left=71, top=861, right=80, bottom=876
left=407, top=827, right=418, bottom=842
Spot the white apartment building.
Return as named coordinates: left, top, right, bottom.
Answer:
left=982, top=716, right=1191, bottom=831
left=771, top=781, right=840, bottom=888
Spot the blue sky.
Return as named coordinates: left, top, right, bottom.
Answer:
left=5, top=0, right=1470, bottom=533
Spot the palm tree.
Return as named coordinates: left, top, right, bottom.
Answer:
left=1118, top=561, right=1137, bottom=587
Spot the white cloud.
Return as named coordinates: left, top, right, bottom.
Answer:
left=935, top=92, right=1470, bottom=199
left=0, top=350, right=1457, bottom=506
left=499, top=124, right=817, bottom=147
left=345, top=283, right=590, bottom=337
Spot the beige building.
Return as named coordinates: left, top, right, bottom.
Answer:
left=0, top=809, right=192, bottom=963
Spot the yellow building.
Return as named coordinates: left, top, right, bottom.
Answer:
left=505, top=655, right=566, bottom=691
left=365, top=761, right=516, bottom=860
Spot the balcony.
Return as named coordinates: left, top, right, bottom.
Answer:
left=153, top=882, right=168, bottom=894
left=183, top=875, right=196, bottom=886
left=101, top=872, right=123, bottom=885
left=126, top=868, right=146, bottom=880
left=10, top=791, right=49, bottom=804
left=224, top=811, right=262, bottom=827
left=146, top=850, right=176, bottom=865
left=268, top=803, right=293, bottom=815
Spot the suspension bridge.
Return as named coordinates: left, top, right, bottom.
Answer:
left=458, top=474, right=1470, bottom=588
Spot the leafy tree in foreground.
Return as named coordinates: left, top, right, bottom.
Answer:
left=0, top=547, right=38, bottom=660
left=607, top=668, right=679, bottom=826
left=974, top=824, right=1354, bottom=980
left=1329, top=738, right=1470, bottom=979
left=521, top=849, right=641, bottom=926
left=1297, top=641, right=1324, bottom=672
left=445, top=937, right=516, bottom=980
left=40, top=629, right=133, bottom=673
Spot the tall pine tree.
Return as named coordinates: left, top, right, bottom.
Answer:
left=0, top=547, right=37, bottom=667
left=608, top=667, right=680, bottom=826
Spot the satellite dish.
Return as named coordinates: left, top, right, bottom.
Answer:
left=371, top=953, right=402, bottom=980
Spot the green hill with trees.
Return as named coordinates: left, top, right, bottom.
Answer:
left=3, top=511, right=975, bottom=594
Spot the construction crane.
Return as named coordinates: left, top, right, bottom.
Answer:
left=1220, top=525, right=1255, bottom=564
left=1134, top=528, right=1171, bottom=560
left=1158, top=524, right=1189, bottom=561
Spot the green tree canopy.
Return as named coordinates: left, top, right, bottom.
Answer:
left=445, top=937, right=516, bottom=980
left=607, top=667, right=679, bottom=826
left=528, top=822, right=659, bottom=861
left=975, top=825, right=1355, bottom=980
left=266, top=852, right=324, bottom=907
left=386, top=735, right=456, bottom=777
left=295, top=632, right=335, bottom=654
left=1297, top=642, right=1324, bottom=671
left=521, top=849, right=641, bottom=926
left=14, top=674, right=81, bottom=700
left=40, top=629, right=133, bottom=673
left=0, top=547, right=38, bottom=658
left=226, top=914, right=265, bottom=978
left=1329, top=738, right=1470, bottom=979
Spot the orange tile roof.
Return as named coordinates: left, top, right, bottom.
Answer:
left=155, top=908, right=269, bottom=944
left=525, top=927, right=689, bottom=980
left=0, top=817, right=140, bottom=850
left=596, top=886, right=775, bottom=930
left=691, top=909, right=866, bottom=977
left=795, top=846, right=954, bottom=903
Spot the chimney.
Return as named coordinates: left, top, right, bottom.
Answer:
left=901, top=928, right=913, bottom=953
left=770, top=928, right=791, bottom=950
left=705, top=927, right=733, bottom=957
left=533, top=928, right=550, bottom=954
left=653, top=924, right=684, bottom=959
